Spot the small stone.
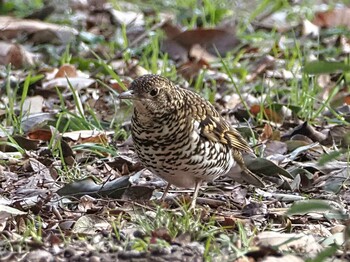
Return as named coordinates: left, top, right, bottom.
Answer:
left=89, top=255, right=101, bottom=262
left=24, top=250, right=54, bottom=262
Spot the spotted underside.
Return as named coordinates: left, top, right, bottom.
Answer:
left=131, top=85, right=249, bottom=188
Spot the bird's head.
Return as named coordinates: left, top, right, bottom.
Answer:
left=118, top=74, right=179, bottom=117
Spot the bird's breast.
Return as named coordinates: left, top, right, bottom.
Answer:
left=131, top=115, right=235, bottom=188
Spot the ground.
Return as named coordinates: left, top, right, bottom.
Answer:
left=0, top=0, right=350, bottom=261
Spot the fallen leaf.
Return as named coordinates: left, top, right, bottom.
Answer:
left=250, top=105, right=282, bottom=123
left=13, top=135, right=40, bottom=150
left=27, top=129, right=52, bottom=141
left=23, top=250, right=53, bottom=262
left=21, top=112, right=56, bottom=133
left=258, top=11, right=299, bottom=32
left=62, top=130, right=114, bottom=143
left=57, top=176, right=130, bottom=198
left=177, top=57, right=210, bottom=80
left=256, top=231, right=322, bottom=255
left=0, top=204, right=26, bottom=222
left=0, top=41, right=36, bottom=68
left=0, top=16, right=77, bottom=44
left=22, top=96, right=44, bottom=114
left=150, top=228, right=172, bottom=243
left=42, top=77, right=95, bottom=90
left=189, top=44, right=218, bottom=63
left=29, top=158, right=54, bottom=182
left=54, top=64, right=78, bottom=78
left=246, top=55, right=275, bottom=82
left=243, top=155, right=294, bottom=179
left=161, top=21, right=240, bottom=59
left=264, top=140, right=288, bottom=157
left=110, top=9, right=144, bottom=26
left=302, top=19, right=320, bottom=37
left=121, top=186, right=154, bottom=201
left=313, top=8, right=350, bottom=29
left=72, top=214, right=110, bottom=234
left=282, top=122, right=327, bottom=143
left=260, top=123, right=274, bottom=141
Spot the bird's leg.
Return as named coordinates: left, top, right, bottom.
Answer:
left=190, top=180, right=202, bottom=210
left=160, top=183, right=171, bottom=201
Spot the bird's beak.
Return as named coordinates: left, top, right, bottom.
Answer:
left=118, top=90, right=135, bottom=100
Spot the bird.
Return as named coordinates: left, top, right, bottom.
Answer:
left=118, top=74, right=263, bottom=209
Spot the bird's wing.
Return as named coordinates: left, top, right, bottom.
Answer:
left=183, top=89, right=253, bottom=153
left=198, top=113, right=253, bottom=153
left=184, top=91, right=264, bottom=187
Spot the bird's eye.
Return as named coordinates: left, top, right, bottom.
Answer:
left=149, top=88, right=159, bottom=97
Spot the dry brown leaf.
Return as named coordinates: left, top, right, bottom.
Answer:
left=250, top=105, right=282, bottom=123
left=172, top=28, right=240, bottom=55
left=0, top=41, right=35, bottom=68
left=177, top=58, right=210, bottom=80
left=77, top=134, right=108, bottom=144
left=13, top=135, right=40, bottom=150
left=282, top=122, right=327, bottom=143
left=150, top=228, right=172, bottom=243
left=246, top=55, right=275, bottom=82
left=260, top=124, right=274, bottom=141
left=161, top=21, right=240, bottom=60
left=0, top=16, right=77, bottom=44
left=27, top=129, right=52, bottom=141
left=109, top=79, right=132, bottom=93
left=339, top=94, right=350, bottom=106
left=161, top=38, right=188, bottom=62
left=162, top=22, right=182, bottom=39
left=215, top=215, right=243, bottom=228
left=313, top=8, right=350, bottom=28
left=54, top=64, right=78, bottom=78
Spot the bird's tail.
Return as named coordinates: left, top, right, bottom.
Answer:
left=241, top=167, right=265, bottom=188
left=228, top=150, right=265, bottom=188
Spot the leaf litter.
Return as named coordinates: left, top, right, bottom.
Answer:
left=0, top=0, right=350, bottom=261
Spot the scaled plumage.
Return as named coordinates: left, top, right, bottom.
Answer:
left=118, top=74, right=263, bottom=208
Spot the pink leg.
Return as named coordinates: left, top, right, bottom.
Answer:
left=161, top=183, right=171, bottom=201
left=190, top=180, right=202, bottom=210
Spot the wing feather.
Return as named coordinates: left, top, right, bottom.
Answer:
left=199, top=114, right=253, bottom=153
left=182, top=87, right=263, bottom=187
left=183, top=88, right=253, bottom=153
